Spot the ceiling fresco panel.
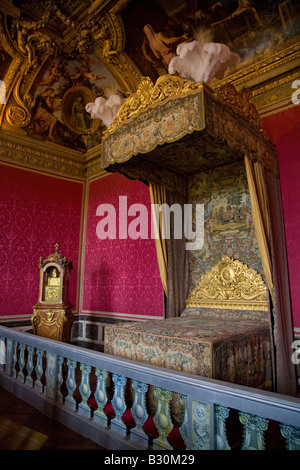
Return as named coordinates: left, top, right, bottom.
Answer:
left=121, top=0, right=300, bottom=83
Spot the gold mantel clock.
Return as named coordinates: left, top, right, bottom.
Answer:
left=32, top=244, right=73, bottom=343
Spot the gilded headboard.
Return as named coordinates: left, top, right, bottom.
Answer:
left=185, top=256, right=268, bottom=312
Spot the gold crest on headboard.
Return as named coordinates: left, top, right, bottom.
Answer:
left=186, top=257, right=268, bottom=311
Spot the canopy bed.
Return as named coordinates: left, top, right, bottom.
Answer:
left=105, top=256, right=272, bottom=389
left=100, top=75, right=296, bottom=396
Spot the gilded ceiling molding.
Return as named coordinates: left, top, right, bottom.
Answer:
left=0, top=10, right=60, bottom=131
left=0, top=0, right=299, bottom=177
left=251, top=69, right=300, bottom=114
left=94, top=0, right=143, bottom=93
left=85, top=143, right=105, bottom=179
left=0, top=1, right=20, bottom=18
left=0, top=130, right=85, bottom=179
left=99, top=51, right=143, bottom=95
left=0, top=14, right=23, bottom=126
left=213, top=40, right=300, bottom=89
left=211, top=39, right=300, bottom=112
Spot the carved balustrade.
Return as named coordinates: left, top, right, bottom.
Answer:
left=0, top=326, right=299, bottom=451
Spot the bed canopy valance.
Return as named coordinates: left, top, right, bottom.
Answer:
left=101, top=75, right=278, bottom=190
left=100, top=75, right=296, bottom=396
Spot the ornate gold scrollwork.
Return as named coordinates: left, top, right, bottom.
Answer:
left=104, top=75, right=204, bottom=136
left=5, top=103, right=30, bottom=127
left=186, top=256, right=268, bottom=311
left=215, top=84, right=268, bottom=139
left=31, top=308, right=40, bottom=326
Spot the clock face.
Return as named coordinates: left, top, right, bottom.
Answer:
left=45, top=286, right=60, bottom=302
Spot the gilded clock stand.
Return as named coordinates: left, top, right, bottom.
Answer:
left=31, top=244, right=73, bottom=343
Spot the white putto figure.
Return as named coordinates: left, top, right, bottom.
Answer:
left=168, top=29, right=240, bottom=83
left=86, top=86, right=125, bottom=127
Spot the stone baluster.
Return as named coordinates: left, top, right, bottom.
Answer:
left=0, top=336, right=5, bottom=371
left=94, top=368, right=108, bottom=426
left=12, top=341, right=18, bottom=378
left=280, top=424, right=300, bottom=450
left=65, top=359, right=77, bottom=410
left=215, top=405, right=231, bottom=450
left=17, top=343, right=26, bottom=383
left=35, top=348, right=44, bottom=392
left=131, top=379, right=148, bottom=445
left=56, top=356, right=65, bottom=404
left=111, top=373, right=127, bottom=435
left=167, top=392, right=187, bottom=449
left=26, top=346, right=35, bottom=388
left=179, top=394, right=188, bottom=446
left=79, top=364, right=92, bottom=417
left=5, top=339, right=14, bottom=377
left=191, top=401, right=210, bottom=450
left=239, top=412, right=268, bottom=450
left=46, top=352, right=58, bottom=400
left=153, top=387, right=173, bottom=449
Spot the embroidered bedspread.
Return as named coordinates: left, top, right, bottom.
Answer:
left=104, top=313, right=272, bottom=390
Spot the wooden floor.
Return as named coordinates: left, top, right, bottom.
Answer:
left=0, top=385, right=105, bottom=450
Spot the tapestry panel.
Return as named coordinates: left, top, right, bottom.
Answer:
left=104, top=314, right=271, bottom=388
left=188, top=161, right=263, bottom=294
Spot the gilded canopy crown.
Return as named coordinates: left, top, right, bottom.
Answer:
left=103, top=75, right=204, bottom=136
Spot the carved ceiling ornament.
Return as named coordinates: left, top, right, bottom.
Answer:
left=0, top=0, right=141, bottom=134
left=186, top=257, right=268, bottom=311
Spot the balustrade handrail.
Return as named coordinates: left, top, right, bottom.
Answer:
left=1, top=324, right=299, bottom=426
left=1, top=324, right=300, bottom=451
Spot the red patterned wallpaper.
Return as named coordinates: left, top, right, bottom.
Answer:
left=263, top=106, right=300, bottom=328
left=0, top=163, right=84, bottom=318
left=82, top=173, right=164, bottom=319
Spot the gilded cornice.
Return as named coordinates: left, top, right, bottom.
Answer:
left=213, top=40, right=300, bottom=89
left=0, top=130, right=85, bottom=178
left=210, top=37, right=300, bottom=113
left=84, top=143, right=106, bottom=179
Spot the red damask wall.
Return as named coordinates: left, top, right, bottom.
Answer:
left=0, top=163, right=84, bottom=319
left=82, top=172, right=164, bottom=319
left=263, top=105, right=300, bottom=329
